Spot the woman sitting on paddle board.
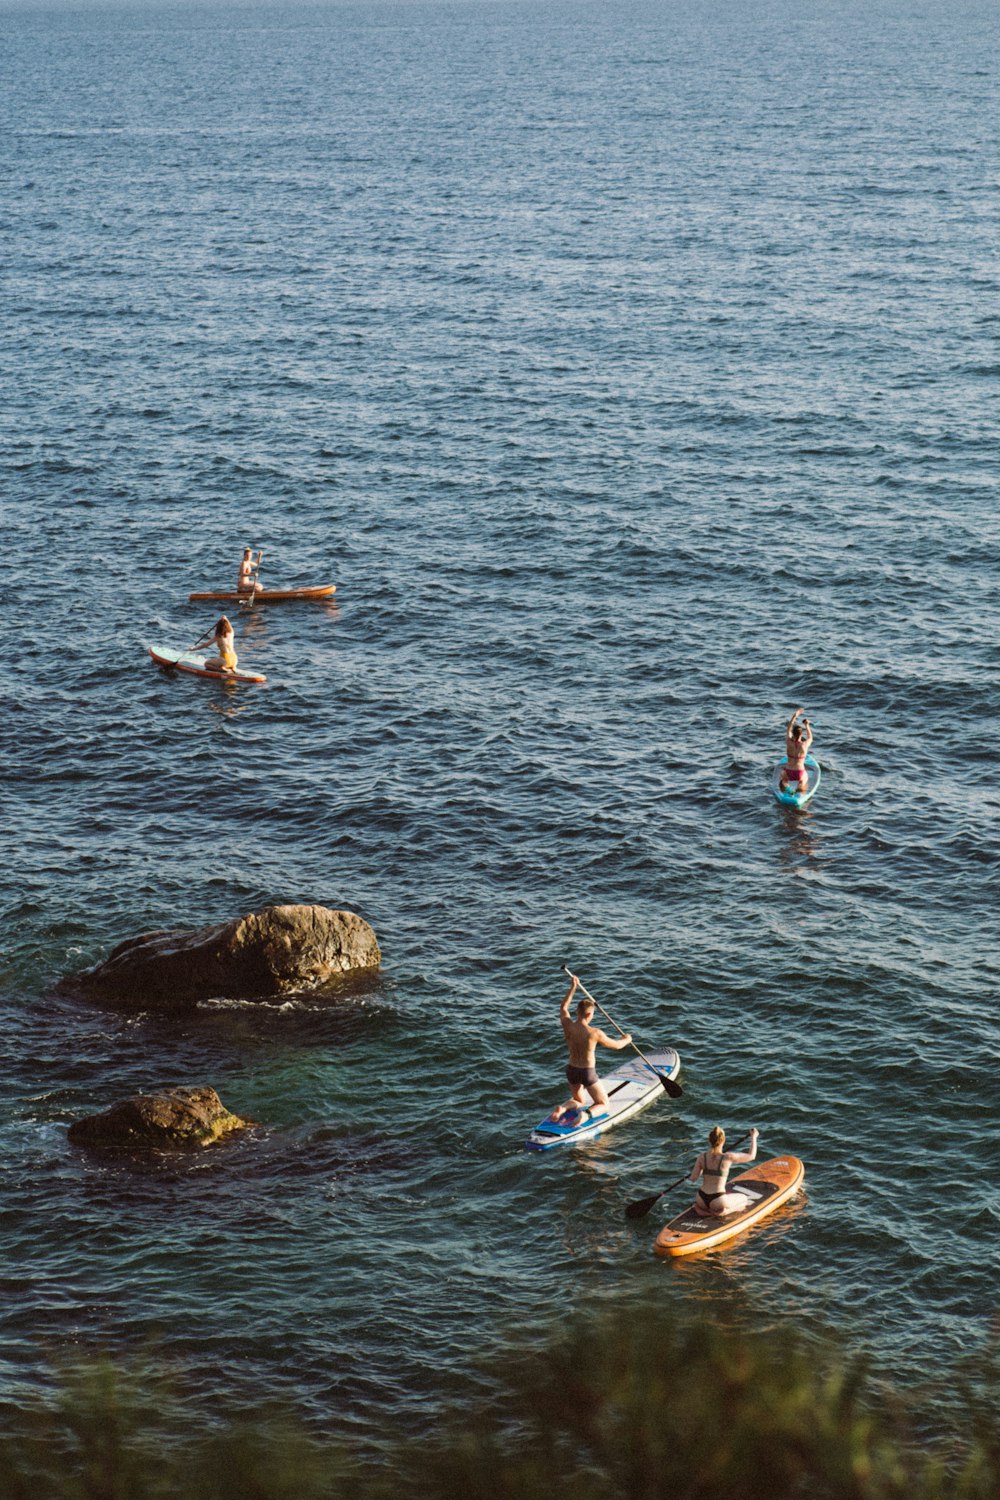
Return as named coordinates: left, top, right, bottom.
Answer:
left=238, top=548, right=262, bottom=594
left=779, top=708, right=813, bottom=794
left=689, top=1126, right=759, bottom=1216
left=203, top=615, right=238, bottom=673
left=548, top=974, right=633, bottom=1125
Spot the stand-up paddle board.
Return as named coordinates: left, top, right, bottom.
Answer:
left=188, top=585, right=336, bottom=603
left=148, top=646, right=267, bottom=684
left=772, top=754, right=820, bottom=809
left=525, top=1049, right=680, bottom=1152
left=654, top=1155, right=804, bottom=1256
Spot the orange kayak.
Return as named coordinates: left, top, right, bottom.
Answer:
left=148, top=646, right=266, bottom=684
left=187, top=585, right=336, bottom=603
left=654, top=1156, right=804, bottom=1257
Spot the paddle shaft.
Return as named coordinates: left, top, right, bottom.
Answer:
left=624, top=1132, right=752, bottom=1221
left=562, top=966, right=682, bottom=1097
left=245, top=548, right=264, bottom=609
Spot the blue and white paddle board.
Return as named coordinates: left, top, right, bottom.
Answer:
left=524, top=1048, right=680, bottom=1152
left=771, top=753, right=820, bottom=809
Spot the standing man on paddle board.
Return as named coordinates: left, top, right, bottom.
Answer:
left=779, top=708, right=813, bottom=793
left=549, top=975, right=633, bottom=1124
left=237, top=548, right=263, bottom=595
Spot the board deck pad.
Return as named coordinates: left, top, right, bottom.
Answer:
left=524, top=1048, right=680, bottom=1152
left=654, top=1156, right=804, bottom=1257
left=187, top=585, right=336, bottom=602
left=148, top=646, right=267, bottom=684
left=771, top=754, right=820, bottom=809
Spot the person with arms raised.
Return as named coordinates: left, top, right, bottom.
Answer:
left=779, top=707, right=813, bottom=794
left=548, top=974, right=633, bottom=1125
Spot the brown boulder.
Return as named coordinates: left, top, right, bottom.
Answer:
left=67, top=904, right=381, bottom=1008
left=68, top=1086, right=250, bottom=1151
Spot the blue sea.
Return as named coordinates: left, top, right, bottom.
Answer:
left=2, top=0, right=998, bottom=1446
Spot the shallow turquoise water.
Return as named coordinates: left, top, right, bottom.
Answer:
left=1, top=0, right=999, bottom=1445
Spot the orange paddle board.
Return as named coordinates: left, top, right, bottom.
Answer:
left=187, top=585, right=336, bottom=602
left=654, top=1155, right=804, bottom=1257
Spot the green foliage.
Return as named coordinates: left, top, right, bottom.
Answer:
left=0, top=1312, right=995, bottom=1500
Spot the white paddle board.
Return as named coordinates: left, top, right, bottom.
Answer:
left=148, top=646, right=267, bottom=684
left=525, top=1048, right=680, bottom=1152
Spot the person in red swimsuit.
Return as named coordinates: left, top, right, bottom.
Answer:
left=548, top=975, right=633, bottom=1124
left=779, top=707, right=813, bottom=793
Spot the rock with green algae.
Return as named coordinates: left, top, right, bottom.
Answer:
left=65, top=903, right=382, bottom=1009
left=68, top=1086, right=251, bottom=1151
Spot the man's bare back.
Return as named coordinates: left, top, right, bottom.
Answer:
left=550, top=976, right=632, bottom=1123
left=562, top=1012, right=611, bottom=1068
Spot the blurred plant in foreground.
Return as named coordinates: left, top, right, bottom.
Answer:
left=0, top=1309, right=995, bottom=1500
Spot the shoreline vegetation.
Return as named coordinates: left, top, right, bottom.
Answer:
left=2, top=1309, right=996, bottom=1500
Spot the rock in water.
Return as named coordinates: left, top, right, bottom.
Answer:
left=68, top=1086, right=250, bottom=1150
left=68, top=904, right=381, bottom=1008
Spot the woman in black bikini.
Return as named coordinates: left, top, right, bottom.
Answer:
left=689, top=1125, right=759, bottom=1216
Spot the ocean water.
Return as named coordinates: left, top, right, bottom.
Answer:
left=2, top=0, right=999, bottom=1446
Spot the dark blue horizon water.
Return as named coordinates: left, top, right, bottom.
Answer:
left=2, top=0, right=999, bottom=1448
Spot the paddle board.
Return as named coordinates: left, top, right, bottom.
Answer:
left=148, top=646, right=267, bottom=684
left=188, top=585, right=336, bottom=603
left=772, top=754, right=820, bottom=809
left=654, top=1155, right=804, bottom=1257
left=524, top=1049, right=680, bottom=1152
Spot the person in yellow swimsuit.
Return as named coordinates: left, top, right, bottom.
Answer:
left=203, top=616, right=237, bottom=673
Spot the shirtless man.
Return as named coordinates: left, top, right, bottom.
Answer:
left=779, top=707, right=813, bottom=793
left=237, top=548, right=263, bottom=595
left=549, top=975, right=633, bottom=1124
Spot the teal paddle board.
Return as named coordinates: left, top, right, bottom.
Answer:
left=772, top=753, right=820, bottom=808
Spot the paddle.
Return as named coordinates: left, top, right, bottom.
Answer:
left=624, top=1132, right=751, bottom=1221
left=560, top=966, right=683, bottom=1100
left=244, top=548, right=264, bottom=609
left=188, top=624, right=217, bottom=652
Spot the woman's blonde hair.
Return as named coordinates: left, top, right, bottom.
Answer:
left=708, top=1126, right=725, bottom=1151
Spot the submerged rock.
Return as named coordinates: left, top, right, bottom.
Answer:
left=67, top=903, right=381, bottom=1009
left=68, top=1086, right=250, bottom=1151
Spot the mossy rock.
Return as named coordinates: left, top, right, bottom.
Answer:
left=65, top=903, right=381, bottom=1010
left=68, top=1086, right=251, bottom=1151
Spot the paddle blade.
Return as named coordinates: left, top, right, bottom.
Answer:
left=659, top=1073, right=683, bottom=1099
left=625, top=1191, right=662, bottom=1221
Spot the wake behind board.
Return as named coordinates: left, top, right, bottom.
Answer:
left=524, top=1049, right=680, bottom=1152
left=772, top=754, right=820, bottom=809
left=148, top=646, right=267, bottom=684
left=188, top=585, right=336, bottom=603
left=654, top=1155, right=804, bottom=1257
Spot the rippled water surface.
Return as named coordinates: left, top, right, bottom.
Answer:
left=2, top=0, right=999, bottom=1445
